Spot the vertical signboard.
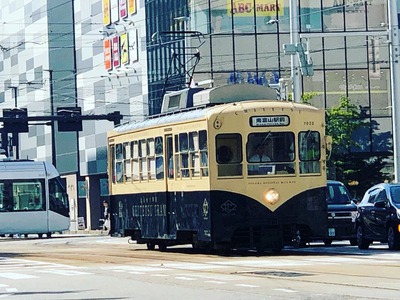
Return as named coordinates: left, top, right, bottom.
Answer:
left=102, top=0, right=111, bottom=26
left=110, top=0, right=119, bottom=23
left=128, top=0, right=137, bottom=15
left=119, top=0, right=128, bottom=19
left=104, top=38, right=112, bottom=70
left=120, top=32, right=129, bottom=65
left=129, top=29, right=138, bottom=62
left=112, top=36, right=121, bottom=68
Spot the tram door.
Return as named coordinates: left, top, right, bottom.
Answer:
left=165, top=135, right=177, bottom=236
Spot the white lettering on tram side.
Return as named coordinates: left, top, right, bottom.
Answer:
left=132, top=204, right=166, bottom=217
left=131, top=196, right=167, bottom=217
left=248, top=180, right=296, bottom=185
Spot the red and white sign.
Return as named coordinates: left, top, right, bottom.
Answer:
left=112, top=36, right=120, bottom=68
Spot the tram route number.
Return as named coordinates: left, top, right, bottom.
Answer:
left=303, top=121, right=314, bottom=126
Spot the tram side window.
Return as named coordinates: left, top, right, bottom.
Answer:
left=216, top=134, right=242, bottom=177
left=299, top=131, right=321, bottom=174
left=49, top=178, right=69, bottom=217
left=110, top=145, right=116, bottom=184
left=132, top=141, right=140, bottom=181
left=115, top=143, right=124, bottom=183
left=155, top=136, right=164, bottom=179
left=11, top=181, right=45, bottom=211
left=199, top=130, right=208, bottom=177
left=0, top=182, right=14, bottom=212
left=175, top=133, right=189, bottom=178
left=124, top=142, right=132, bottom=182
left=139, top=139, right=148, bottom=180
left=189, top=132, right=198, bottom=177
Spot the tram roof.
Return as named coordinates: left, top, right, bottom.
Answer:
left=113, top=99, right=320, bottom=134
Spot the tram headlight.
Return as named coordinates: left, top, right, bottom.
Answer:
left=263, top=189, right=280, bottom=205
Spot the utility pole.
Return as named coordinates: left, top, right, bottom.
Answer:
left=44, top=69, right=57, bottom=167
left=389, top=0, right=400, bottom=182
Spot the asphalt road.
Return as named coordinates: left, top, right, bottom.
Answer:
left=0, top=234, right=399, bottom=299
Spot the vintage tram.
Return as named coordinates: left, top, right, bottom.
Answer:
left=107, top=84, right=329, bottom=252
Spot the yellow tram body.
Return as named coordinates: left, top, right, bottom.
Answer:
left=108, top=85, right=328, bottom=252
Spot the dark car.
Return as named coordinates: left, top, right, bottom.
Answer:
left=324, top=180, right=358, bottom=246
left=356, top=183, right=400, bottom=250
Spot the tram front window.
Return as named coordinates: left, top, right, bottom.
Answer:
left=216, top=134, right=242, bottom=177
left=247, top=132, right=295, bottom=176
left=49, top=178, right=69, bottom=217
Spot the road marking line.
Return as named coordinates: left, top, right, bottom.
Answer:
left=274, top=288, right=297, bottom=293
left=175, top=276, right=196, bottom=281
left=0, top=273, right=37, bottom=279
left=204, top=280, right=225, bottom=284
left=235, top=284, right=259, bottom=288
left=38, top=270, right=92, bottom=276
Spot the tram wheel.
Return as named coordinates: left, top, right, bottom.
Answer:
left=46, top=232, right=52, bottom=238
left=293, top=229, right=306, bottom=248
left=323, top=240, right=332, bottom=246
left=158, top=244, right=167, bottom=251
left=38, top=233, right=43, bottom=239
left=146, top=243, right=155, bottom=250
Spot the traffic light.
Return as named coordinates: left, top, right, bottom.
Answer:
left=57, top=107, right=82, bottom=132
left=2, top=108, right=29, bottom=133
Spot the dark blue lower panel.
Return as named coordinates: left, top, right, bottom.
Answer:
left=110, top=187, right=327, bottom=249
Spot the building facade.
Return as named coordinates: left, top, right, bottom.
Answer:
left=0, top=0, right=396, bottom=229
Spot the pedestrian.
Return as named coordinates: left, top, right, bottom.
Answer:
left=103, top=200, right=111, bottom=234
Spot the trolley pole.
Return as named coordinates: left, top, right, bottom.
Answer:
left=389, top=0, right=400, bottom=182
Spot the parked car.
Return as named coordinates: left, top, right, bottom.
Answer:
left=356, top=183, right=400, bottom=250
left=324, top=180, right=358, bottom=246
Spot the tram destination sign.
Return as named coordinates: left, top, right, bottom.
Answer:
left=250, top=115, right=290, bottom=127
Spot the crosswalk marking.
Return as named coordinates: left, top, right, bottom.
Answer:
left=38, top=269, right=92, bottom=276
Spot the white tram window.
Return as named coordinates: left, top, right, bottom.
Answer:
left=299, top=131, right=321, bottom=174
left=147, top=139, right=156, bottom=180
left=131, top=141, right=140, bottom=181
left=132, top=141, right=139, bottom=158
left=139, top=140, right=147, bottom=180
left=189, top=132, right=199, bottom=177
left=148, top=138, right=155, bottom=156
left=178, top=133, right=189, bottom=178
left=123, top=142, right=131, bottom=182
left=199, top=130, right=208, bottom=177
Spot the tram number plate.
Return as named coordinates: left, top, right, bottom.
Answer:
left=328, top=228, right=336, bottom=237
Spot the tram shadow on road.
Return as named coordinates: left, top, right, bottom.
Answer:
left=131, top=241, right=393, bottom=257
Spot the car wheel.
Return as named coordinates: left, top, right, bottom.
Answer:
left=387, top=226, right=400, bottom=250
left=323, top=240, right=332, bottom=246
left=356, top=225, right=370, bottom=250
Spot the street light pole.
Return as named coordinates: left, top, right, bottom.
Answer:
left=289, top=0, right=301, bottom=102
left=389, top=0, right=400, bottom=182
